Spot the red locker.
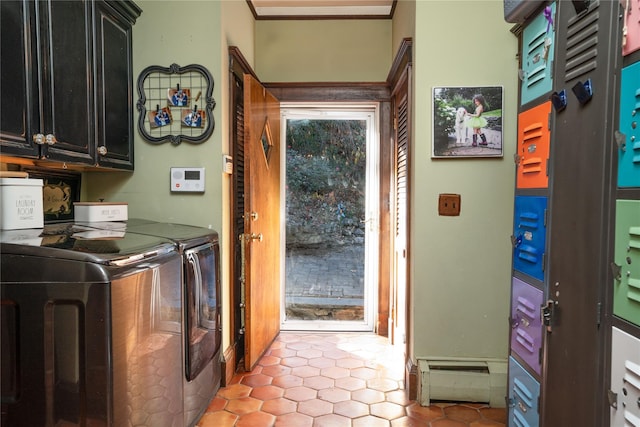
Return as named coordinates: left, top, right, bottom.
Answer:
left=516, top=101, right=551, bottom=189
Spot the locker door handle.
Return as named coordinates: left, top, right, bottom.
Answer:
left=541, top=300, right=556, bottom=333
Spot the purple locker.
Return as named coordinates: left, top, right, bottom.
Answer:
left=511, top=277, right=543, bottom=375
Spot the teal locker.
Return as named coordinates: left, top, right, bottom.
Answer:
left=618, top=61, right=640, bottom=188
left=521, top=2, right=556, bottom=106
left=613, top=200, right=640, bottom=326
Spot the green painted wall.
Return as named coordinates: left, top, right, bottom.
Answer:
left=255, top=19, right=392, bottom=82
left=79, top=0, right=517, bottom=371
left=411, top=1, right=517, bottom=361
left=82, top=0, right=256, bottom=351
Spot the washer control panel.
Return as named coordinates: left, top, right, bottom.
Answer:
left=171, top=167, right=205, bottom=193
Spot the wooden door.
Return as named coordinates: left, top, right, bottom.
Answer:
left=391, top=66, right=410, bottom=350
left=243, top=74, right=281, bottom=371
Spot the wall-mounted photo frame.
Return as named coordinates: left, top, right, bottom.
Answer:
left=137, top=63, right=215, bottom=145
left=432, top=86, right=504, bottom=158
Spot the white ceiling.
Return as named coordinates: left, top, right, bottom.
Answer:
left=247, top=0, right=396, bottom=19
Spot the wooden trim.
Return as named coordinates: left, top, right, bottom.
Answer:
left=245, top=0, right=397, bottom=20
left=264, top=81, right=392, bottom=337
left=229, top=46, right=259, bottom=81
left=386, top=38, right=412, bottom=89
left=221, top=344, right=237, bottom=387
left=406, top=358, right=418, bottom=401
left=377, top=99, right=392, bottom=337
left=262, top=82, right=390, bottom=102
left=228, top=46, right=258, bottom=380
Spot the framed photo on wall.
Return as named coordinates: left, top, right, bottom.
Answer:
left=432, top=86, right=504, bottom=158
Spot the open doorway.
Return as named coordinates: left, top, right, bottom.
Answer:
left=280, top=104, right=379, bottom=332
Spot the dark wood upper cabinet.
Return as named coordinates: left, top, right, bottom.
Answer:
left=0, top=0, right=140, bottom=170
left=94, top=1, right=139, bottom=169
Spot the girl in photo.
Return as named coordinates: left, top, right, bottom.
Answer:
left=466, top=94, right=489, bottom=147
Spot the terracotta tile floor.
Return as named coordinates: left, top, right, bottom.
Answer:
left=196, top=332, right=507, bottom=427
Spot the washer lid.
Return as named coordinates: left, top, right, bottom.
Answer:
left=1, top=222, right=177, bottom=265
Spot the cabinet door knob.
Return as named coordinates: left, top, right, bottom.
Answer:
left=45, top=134, right=57, bottom=145
left=33, top=134, right=45, bottom=145
left=97, top=146, right=107, bottom=155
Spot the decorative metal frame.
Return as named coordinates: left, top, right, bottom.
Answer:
left=136, top=63, right=216, bottom=145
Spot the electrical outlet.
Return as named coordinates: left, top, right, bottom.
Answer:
left=438, top=193, right=461, bottom=216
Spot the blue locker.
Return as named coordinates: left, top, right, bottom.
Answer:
left=508, top=356, right=540, bottom=427
left=510, top=277, right=543, bottom=375
left=618, top=61, right=640, bottom=188
left=513, top=196, right=547, bottom=282
left=521, top=2, right=556, bottom=106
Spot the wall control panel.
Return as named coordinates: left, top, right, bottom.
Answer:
left=171, top=167, right=205, bottom=193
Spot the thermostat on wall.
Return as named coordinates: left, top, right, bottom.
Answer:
left=171, top=167, right=205, bottom=193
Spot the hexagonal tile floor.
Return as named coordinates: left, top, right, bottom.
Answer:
left=196, top=332, right=507, bottom=427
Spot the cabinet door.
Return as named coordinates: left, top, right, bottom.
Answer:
left=38, top=0, right=94, bottom=165
left=0, top=0, right=39, bottom=158
left=94, top=1, right=135, bottom=170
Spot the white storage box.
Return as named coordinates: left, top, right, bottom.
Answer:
left=74, top=202, right=128, bottom=222
left=1, top=178, right=44, bottom=230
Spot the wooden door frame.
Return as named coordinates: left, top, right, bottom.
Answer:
left=225, top=42, right=413, bottom=385
left=264, top=81, right=393, bottom=339
left=385, top=38, right=414, bottom=399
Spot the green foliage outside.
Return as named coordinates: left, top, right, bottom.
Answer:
left=286, top=119, right=366, bottom=248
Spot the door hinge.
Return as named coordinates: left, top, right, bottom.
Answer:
left=596, top=302, right=602, bottom=328
left=608, top=389, right=618, bottom=409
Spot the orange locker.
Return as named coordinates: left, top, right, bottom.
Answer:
left=516, top=101, right=551, bottom=189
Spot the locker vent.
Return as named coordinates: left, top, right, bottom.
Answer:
left=564, top=0, right=600, bottom=81
left=417, top=358, right=507, bottom=408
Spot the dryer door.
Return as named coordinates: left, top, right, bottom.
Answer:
left=184, top=242, right=221, bottom=381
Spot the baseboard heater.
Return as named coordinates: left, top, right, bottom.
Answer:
left=417, top=358, right=507, bottom=408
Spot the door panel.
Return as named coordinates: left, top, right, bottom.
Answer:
left=610, top=327, right=640, bottom=426
left=613, top=200, right=640, bottom=326
left=510, top=277, right=543, bottom=375
left=393, top=81, right=409, bottom=346
left=520, top=2, right=556, bottom=107
left=243, top=74, right=280, bottom=371
left=618, top=61, right=640, bottom=188
left=516, top=101, right=551, bottom=189
left=508, top=356, right=540, bottom=427
left=621, top=0, right=640, bottom=56
left=512, top=195, right=547, bottom=282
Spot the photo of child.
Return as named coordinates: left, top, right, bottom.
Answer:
left=432, top=86, right=503, bottom=158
